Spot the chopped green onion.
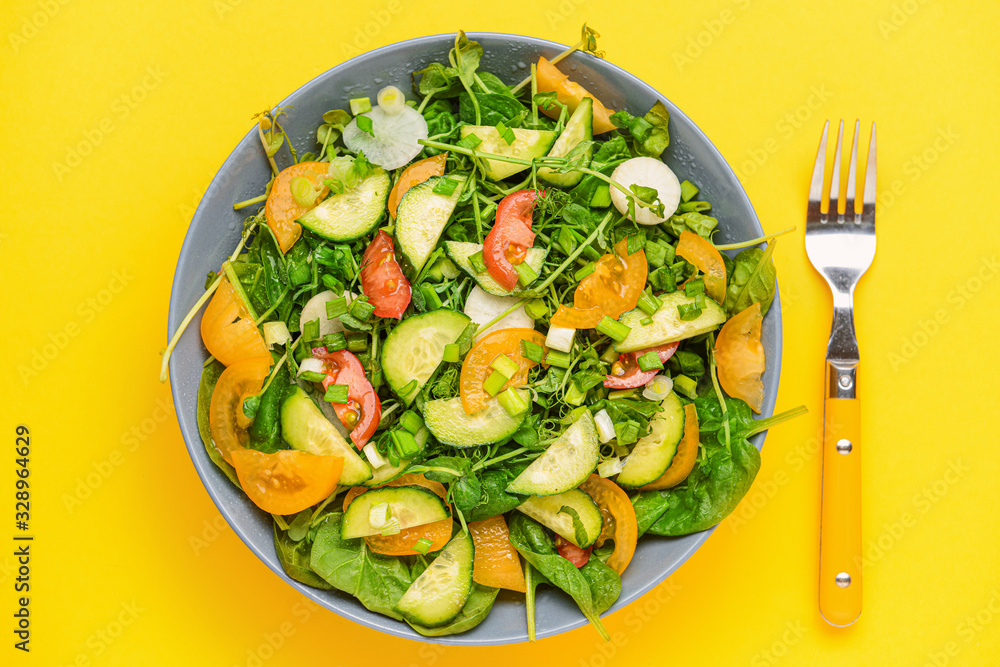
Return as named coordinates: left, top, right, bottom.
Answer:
left=514, top=261, right=538, bottom=287
left=643, top=239, right=668, bottom=268
left=263, top=321, right=291, bottom=349
left=545, top=350, right=572, bottom=368
left=322, top=332, right=347, bottom=351
left=590, top=183, right=612, bottom=208
left=442, top=343, right=460, bottom=364
left=412, top=537, right=434, bottom=555
left=600, top=344, right=619, bottom=364
left=433, top=177, right=459, bottom=196
left=497, top=387, right=530, bottom=416
left=673, top=374, right=698, bottom=399
left=458, top=132, right=482, bottom=149
left=637, top=289, right=662, bottom=316
left=349, top=97, right=372, bottom=115
left=419, top=284, right=443, bottom=310
left=677, top=302, right=702, bottom=321
left=626, top=230, right=646, bottom=255
left=469, top=250, right=487, bottom=274
left=346, top=332, right=368, bottom=352
left=574, top=262, right=596, bottom=281
left=524, top=299, right=548, bottom=320
left=520, top=340, right=544, bottom=363
left=368, top=501, right=390, bottom=528
left=380, top=517, right=401, bottom=536
left=680, top=179, right=699, bottom=202
left=349, top=296, right=375, bottom=320
left=326, top=297, right=348, bottom=319
left=290, top=176, right=320, bottom=208
left=490, top=354, right=520, bottom=378
left=398, top=410, right=424, bottom=435
left=637, top=351, right=664, bottom=372
left=685, top=279, right=705, bottom=297
left=482, top=370, right=508, bottom=397
left=557, top=226, right=577, bottom=256
left=299, top=370, right=326, bottom=383
left=356, top=114, right=374, bottom=137
left=678, top=200, right=712, bottom=213
left=564, top=381, right=587, bottom=406
left=615, top=420, right=640, bottom=445
left=397, top=378, right=418, bottom=399
left=495, top=121, right=516, bottom=145
left=595, top=316, right=631, bottom=343
left=693, top=293, right=706, bottom=309
left=390, top=429, right=420, bottom=457
left=608, top=388, right=637, bottom=400
left=324, top=384, right=350, bottom=403
left=302, top=318, right=321, bottom=342
left=641, top=316, right=653, bottom=326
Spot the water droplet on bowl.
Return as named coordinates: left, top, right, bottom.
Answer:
left=569, top=63, right=578, bottom=71
left=517, top=61, right=527, bottom=69
left=374, top=77, right=383, bottom=84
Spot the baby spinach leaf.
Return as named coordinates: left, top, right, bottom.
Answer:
left=524, top=564, right=549, bottom=642
left=579, top=558, right=622, bottom=614
left=196, top=360, right=240, bottom=487
left=459, top=92, right=526, bottom=126
left=476, top=71, right=516, bottom=97
left=247, top=359, right=289, bottom=453
left=467, top=465, right=528, bottom=522
left=630, top=491, right=673, bottom=537
left=274, top=524, right=332, bottom=590
left=724, top=242, right=777, bottom=316
left=512, top=413, right=542, bottom=448
left=413, top=62, right=462, bottom=98
left=407, top=584, right=499, bottom=637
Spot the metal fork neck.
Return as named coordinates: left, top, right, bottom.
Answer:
left=827, top=295, right=859, bottom=399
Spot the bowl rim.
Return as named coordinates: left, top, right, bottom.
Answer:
left=168, top=30, right=781, bottom=645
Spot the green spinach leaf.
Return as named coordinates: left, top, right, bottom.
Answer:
left=196, top=360, right=239, bottom=487
left=579, top=558, right=622, bottom=615
left=274, top=524, right=332, bottom=590
left=467, top=465, right=528, bottom=522
left=247, top=359, right=289, bottom=453
left=459, top=92, right=526, bottom=126
left=724, top=242, right=777, bottom=316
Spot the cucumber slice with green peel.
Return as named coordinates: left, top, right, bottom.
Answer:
left=395, top=175, right=467, bottom=275
left=614, top=291, right=727, bottom=353
left=538, top=97, right=593, bottom=188
left=341, top=486, right=450, bottom=539
left=296, top=168, right=390, bottom=241
left=444, top=241, right=548, bottom=296
left=506, top=411, right=599, bottom=496
left=459, top=126, right=556, bottom=180
left=381, top=309, right=471, bottom=405
left=423, top=396, right=525, bottom=448
left=516, top=489, right=603, bottom=548
left=395, top=530, right=474, bottom=627
left=616, top=392, right=685, bottom=488
left=280, top=386, right=372, bottom=485
left=363, top=427, right=429, bottom=487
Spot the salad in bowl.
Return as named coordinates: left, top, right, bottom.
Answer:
left=163, top=29, right=802, bottom=640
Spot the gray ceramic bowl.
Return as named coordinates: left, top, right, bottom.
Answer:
left=168, top=32, right=781, bottom=645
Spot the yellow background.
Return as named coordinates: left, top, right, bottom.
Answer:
left=3, top=0, right=998, bottom=664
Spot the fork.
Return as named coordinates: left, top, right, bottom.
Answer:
left=805, top=119, right=876, bottom=627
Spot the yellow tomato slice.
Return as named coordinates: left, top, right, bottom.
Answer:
left=387, top=153, right=447, bottom=219
left=640, top=404, right=700, bottom=490
left=714, top=302, right=765, bottom=413
left=470, top=515, right=526, bottom=592
left=676, top=231, right=727, bottom=304
left=209, top=356, right=272, bottom=465
left=579, top=475, right=638, bottom=575
left=200, top=277, right=271, bottom=367
left=535, top=56, right=616, bottom=134
left=265, top=161, right=330, bottom=253
left=460, top=328, right=546, bottom=415
left=231, top=449, right=343, bottom=515
left=550, top=237, right=647, bottom=329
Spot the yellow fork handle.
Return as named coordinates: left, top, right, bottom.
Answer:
left=819, top=396, right=862, bottom=626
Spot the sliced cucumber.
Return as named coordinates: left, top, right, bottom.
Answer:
left=297, top=168, right=390, bottom=241
left=516, top=489, right=603, bottom=548
left=395, top=530, right=474, bottom=627
left=395, top=175, right=466, bottom=275
left=459, top=126, right=556, bottom=180
left=615, top=291, right=727, bottom=353
left=506, top=411, right=599, bottom=496
left=538, top=97, right=593, bottom=188
left=280, top=386, right=372, bottom=486
left=341, top=486, right=449, bottom=539
left=617, top=392, right=685, bottom=488
left=381, top=309, right=471, bottom=405
left=363, top=427, right=429, bottom=487
left=444, top=241, right=548, bottom=296
left=423, top=395, right=525, bottom=448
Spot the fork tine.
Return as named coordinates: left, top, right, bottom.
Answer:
left=828, top=119, right=844, bottom=218
left=845, top=120, right=859, bottom=218
left=808, top=120, right=829, bottom=216
left=862, top=123, right=877, bottom=224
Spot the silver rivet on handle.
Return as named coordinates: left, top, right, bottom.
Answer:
left=836, top=439, right=853, bottom=454
left=836, top=572, right=852, bottom=588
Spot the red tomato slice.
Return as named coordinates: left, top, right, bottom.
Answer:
left=554, top=534, right=592, bottom=568
left=360, top=231, right=411, bottom=319
left=316, top=349, right=381, bottom=448
left=483, top=189, right=542, bottom=291
left=604, top=342, right=679, bottom=389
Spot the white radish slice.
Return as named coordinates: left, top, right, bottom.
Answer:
left=299, top=289, right=358, bottom=337
left=343, top=106, right=428, bottom=170
left=463, top=286, right=534, bottom=340
left=610, top=156, right=682, bottom=224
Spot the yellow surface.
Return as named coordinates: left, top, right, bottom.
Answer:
left=3, top=0, right=999, bottom=664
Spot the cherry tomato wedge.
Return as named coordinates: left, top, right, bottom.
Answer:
left=676, top=231, right=727, bottom=304
left=316, top=349, right=381, bottom=447
left=469, top=515, right=526, bottom=592
left=604, top=342, right=679, bottom=390
left=460, top=328, right=546, bottom=415
left=555, top=534, right=592, bottom=568
left=714, top=302, right=765, bottom=413
left=360, top=231, right=411, bottom=318
left=640, top=403, right=700, bottom=490
left=535, top=56, right=616, bottom=135
left=483, top=189, right=542, bottom=291
left=342, top=474, right=452, bottom=556
left=579, top=474, right=639, bottom=575
left=387, top=153, right=447, bottom=219
left=209, top=356, right=272, bottom=465
left=550, top=237, right=647, bottom=329
left=231, top=448, right=343, bottom=515
left=265, top=161, right=330, bottom=253
left=201, top=277, right=271, bottom=367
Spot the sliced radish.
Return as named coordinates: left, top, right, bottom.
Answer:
left=610, top=157, right=681, bottom=224
left=463, top=286, right=534, bottom=340
left=343, top=105, right=428, bottom=170
left=299, top=289, right=358, bottom=337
